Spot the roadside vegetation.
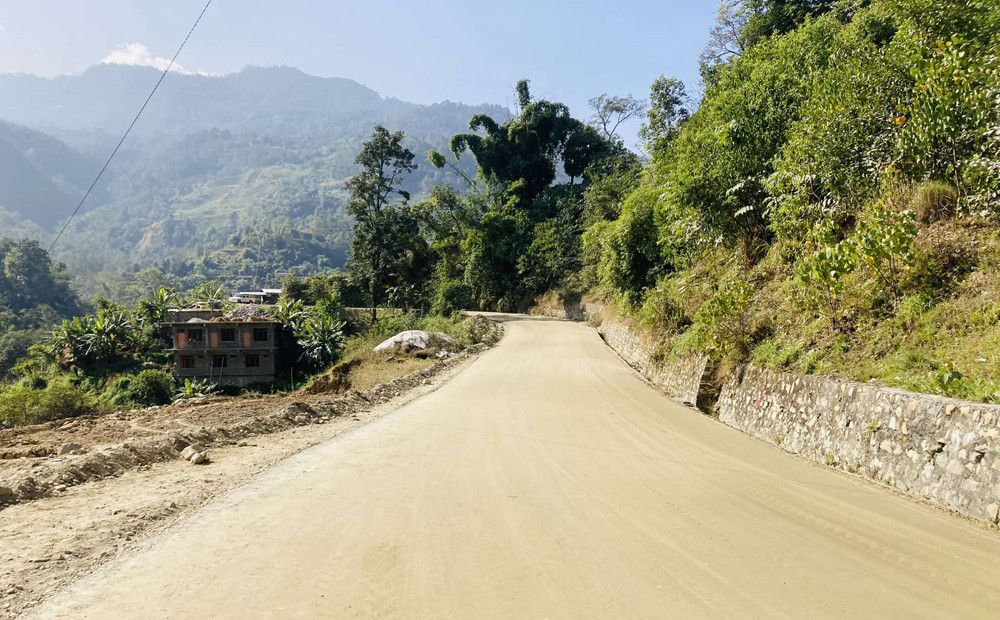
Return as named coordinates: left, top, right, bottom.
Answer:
left=0, top=268, right=493, bottom=428
left=580, top=0, right=1000, bottom=402
left=336, top=0, right=1000, bottom=403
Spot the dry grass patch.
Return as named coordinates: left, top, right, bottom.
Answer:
left=345, top=355, right=436, bottom=392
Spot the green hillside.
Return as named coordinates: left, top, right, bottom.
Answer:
left=0, top=65, right=503, bottom=298
left=0, top=120, right=98, bottom=228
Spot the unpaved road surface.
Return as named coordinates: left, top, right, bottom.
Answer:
left=27, top=315, right=1000, bottom=619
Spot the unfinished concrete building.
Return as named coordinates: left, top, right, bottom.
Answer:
left=169, top=316, right=281, bottom=387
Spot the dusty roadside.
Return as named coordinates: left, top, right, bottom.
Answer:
left=0, top=338, right=496, bottom=619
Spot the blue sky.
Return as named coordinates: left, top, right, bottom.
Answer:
left=0, top=0, right=718, bottom=146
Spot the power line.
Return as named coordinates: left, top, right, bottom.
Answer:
left=48, top=0, right=214, bottom=253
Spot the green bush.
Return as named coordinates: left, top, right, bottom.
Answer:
left=638, top=276, right=689, bottom=333
left=104, top=369, right=175, bottom=409
left=792, top=236, right=858, bottom=329
left=689, top=279, right=757, bottom=359
left=314, top=293, right=349, bottom=324
left=0, top=375, right=95, bottom=427
left=451, top=315, right=496, bottom=348
left=853, top=206, right=918, bottom=303
left=0, top=329, right=42, bottom=379
left=433, top=280, right=474, bottom=317
left=594, top=186, right=662, bottom=303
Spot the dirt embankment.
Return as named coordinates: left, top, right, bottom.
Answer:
left=0, top=343, right=491, bottom=509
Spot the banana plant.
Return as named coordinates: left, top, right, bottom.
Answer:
left=174, top=378, right=218, bottom=400
left=272, top=298, right=308, bottom=333
left=296, top=317, right=346, bottom=369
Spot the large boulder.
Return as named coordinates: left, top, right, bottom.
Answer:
left=374, top=330, right=454, bottom=353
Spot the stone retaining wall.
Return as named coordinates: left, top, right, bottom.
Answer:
left=533, top=291, right=1000, bottom=524
left=717, top=365, right=1000, bottom=524
left=595, top=320, right=709, bottom=407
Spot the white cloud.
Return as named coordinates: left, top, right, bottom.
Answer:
left=101, top=43, right=202, bottom=75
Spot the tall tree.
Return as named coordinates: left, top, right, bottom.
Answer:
left=638, top=77, right=690, bottom=156
left=701, top=1, right=750, bottom=71
left=345, top=126, right=419, bottom=321
left=448, top=79, right=607, bottom=203
left=587, top=94, right=646, bottom=143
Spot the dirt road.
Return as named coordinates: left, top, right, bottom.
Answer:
left=27, top=315, right=1000, bottom=619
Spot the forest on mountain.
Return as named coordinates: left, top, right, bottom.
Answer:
left=0, top=65, right=500, bottom=299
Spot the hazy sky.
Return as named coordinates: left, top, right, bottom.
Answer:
left=0, top=1, right=717, bottom=146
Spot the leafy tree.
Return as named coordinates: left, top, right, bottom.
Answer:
left=563, top=126, right=608, bottom=184
left=590, top=186, right=663, bottom=303
left=853, top=206, right=917, bottom=304
left=898, top=34, right=996, bottom=208
left=449, top=79, right=608, bottom=202
left=314, top=293, right=349, bottom=325
left=413, top=184, right=480, bottom=276
left=0, top=329, right=42, bottom=379
left=517, top=219, right=580, bottom=295
left=792, top=226, right=859, bottom=330
left=582, top=147, right=643, bottom=225
left=137, top=287, right=177, bottom=323
left=446, top=81, right=614, bottom=308
left=345, top=125, right=426, bottom=320
left=432, top=279, right=474, bottom=316
left=767, top=4, right=910, bottom=240
left=638, top=77, right=690, bottom=156
left=189, top=281, right=228, bottom=307
left=0, top=239, right=82, bottom=319
left=741, top=0, right=838, bottom=49
left=282, top=274, right=309, bottom=302
left=272, top=298, right=308, bottom=333
left=665, top=15, right=839, bottom=257
left=464, top=204, right=533, bottom=312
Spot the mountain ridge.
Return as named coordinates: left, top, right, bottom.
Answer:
left=0, top=64, right=507, bottom=148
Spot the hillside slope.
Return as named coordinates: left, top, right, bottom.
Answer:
left=0, top=65, right=506, bottom=296
left=0, top=120, right=98, bottom=228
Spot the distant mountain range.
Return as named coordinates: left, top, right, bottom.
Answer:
left=0, top=64, right=505, bottom=146
left=0, top=64, right=506, bottom=297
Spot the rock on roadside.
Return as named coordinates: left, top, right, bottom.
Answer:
left=180, top=444, right=208, bottom=465
left=373, top=330, right=455, bottom=353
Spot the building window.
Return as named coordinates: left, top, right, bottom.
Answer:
left=181, top=356, right=196, bottom=369
left=220, top=328, right=237, bottom=342
left=212, top=355, right=228, bottom=369
left=187, top=329, right=204, bottom=343
left=253, top=328, right=269, bottom=342
left=245, top=354, right=261, bottom=368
